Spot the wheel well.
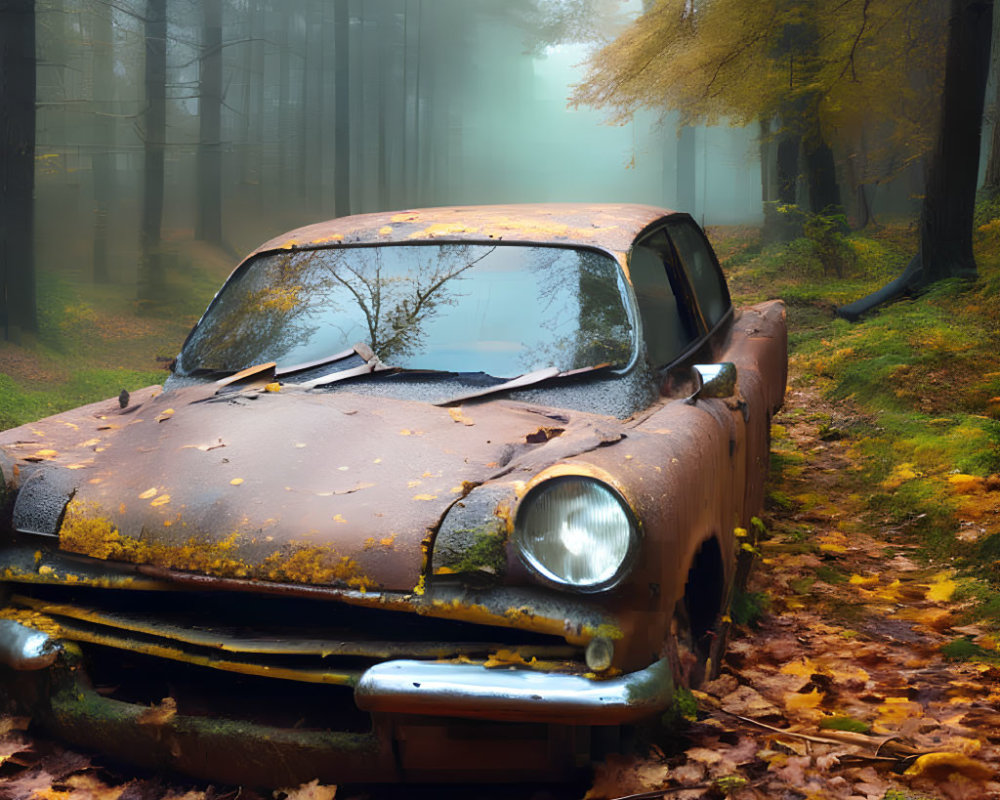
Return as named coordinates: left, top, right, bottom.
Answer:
left=683, top=536, right=725, bottom=651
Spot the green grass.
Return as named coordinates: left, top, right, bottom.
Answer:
left=1, top=244, right=223, bottom=433
left=0, top=369, right=164, bottom=431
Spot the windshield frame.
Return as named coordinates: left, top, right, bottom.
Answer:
left=174, top=239, right=642, bottom=380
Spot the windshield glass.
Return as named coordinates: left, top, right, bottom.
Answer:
left=176, top=243, right=635, bottom=379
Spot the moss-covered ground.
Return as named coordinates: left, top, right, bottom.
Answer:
left=712, top=214, right=1000, bottom=629
left=0, top=238, right=231, bottom=430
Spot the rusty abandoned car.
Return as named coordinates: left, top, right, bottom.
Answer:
left=0, top=204, right=786, bottom=784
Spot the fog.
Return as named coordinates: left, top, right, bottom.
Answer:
left=30, top=0, right=771, bottom=294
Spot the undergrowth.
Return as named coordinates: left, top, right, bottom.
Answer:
left=712, top=205, right=1000, bottom=629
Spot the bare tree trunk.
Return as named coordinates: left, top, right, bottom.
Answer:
left=838, top=0, right=993, bottom=321
left=803, top=128, right=842, bottom=215
left=982, top=78, right=1000, bottom=195
left=918, top=0, right=993, bottom=283
left=196, top=0, right=223, bottom=245
left=139, top=0, right=167, bottom=305
left=0, top=0, right=37, bottom=340
left=92, top=0, right=114, bottom=282
left=302, top=0, right=323, bottom=209
left=334, top=0, right=350, bottom=216
left=676, top=125, right=696, bottom=212
left=277, top=14, right=291, bottom=200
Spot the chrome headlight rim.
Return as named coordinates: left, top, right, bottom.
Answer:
left=513, top=475, right=640, bottom=594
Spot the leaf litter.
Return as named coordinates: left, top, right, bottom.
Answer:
left=588, top=385, right=1000, bottom=800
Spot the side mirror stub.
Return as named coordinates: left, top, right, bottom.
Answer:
left=684, top=362, right=737, bottom=405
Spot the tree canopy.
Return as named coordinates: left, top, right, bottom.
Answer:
left=572, top=0, right=947, bottom=189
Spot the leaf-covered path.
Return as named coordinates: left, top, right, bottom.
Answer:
left=588, top=385, right=1000, bottom=800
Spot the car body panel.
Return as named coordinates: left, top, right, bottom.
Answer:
left=246, top=203, right=671, bottom=259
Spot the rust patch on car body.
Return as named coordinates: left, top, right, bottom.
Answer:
left=249, top=203, right=673, bottom=262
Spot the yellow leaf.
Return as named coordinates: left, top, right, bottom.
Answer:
left=849, top=573, right=879, bottom=586
left=904, top=752, right=994, bottom=780
left=230, top=478, right=244, bottom=486
left=139, top=487, right=158, bottom=499
left=784, top=688, right=824, bottom=711
left=927, top=571, right=958, bottom=602
left=150, top=494, right=171, bottom=507
left=780, top=659, right=818, bottom=679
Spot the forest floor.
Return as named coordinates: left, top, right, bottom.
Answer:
left=1, top=223, right=999, bottom=799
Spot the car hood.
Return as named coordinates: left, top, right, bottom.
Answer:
left=7, top=382, right=626, bottom=592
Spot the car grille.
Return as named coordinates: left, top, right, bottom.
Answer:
left=7, top=584, right=584, bottom=688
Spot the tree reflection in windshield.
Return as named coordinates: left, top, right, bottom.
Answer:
left=177, top=243, right=635, bottom=379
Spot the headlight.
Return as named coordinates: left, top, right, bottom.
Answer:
left=514, top=476, right=638, bottom=592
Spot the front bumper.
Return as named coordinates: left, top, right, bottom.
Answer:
left=356, top=657, right=674, bottom=724
left=1, top=620, right=674, bottom=784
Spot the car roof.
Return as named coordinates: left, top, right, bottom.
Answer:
left=249, top=203, right=680, bottom=257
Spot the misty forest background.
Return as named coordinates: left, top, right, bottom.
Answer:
left=0, top=0, right=997, bottom=424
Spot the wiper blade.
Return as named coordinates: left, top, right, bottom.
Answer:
left=298, top=342, right=392, bottom=389
left=184, top=343, right=368, bottom=384
left=435, top=363, right=612, bottom=406
left=274, top=345, right=369, bottom=378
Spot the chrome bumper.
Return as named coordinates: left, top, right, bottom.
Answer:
left=0, top=620, right=675, bottom=726
left=355, top=658, right=675, bottom=725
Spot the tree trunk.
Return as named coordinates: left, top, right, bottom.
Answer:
left=803, top=130, right=842, bottom=215
left=984, top=88, right=1000, bottom=195
left=0, top=0, right=37, bottom=340
left=301, top=0, right=323, bottom=208
left=196, top=0, right=223, bottom=245
left=92, top=0, right=114, bottom=283
left=838, top=0, right=993, bottom=321
left=676, top=125, right=696, bottom=212
left=918, top=0, right=993, bottom=283
left=277, top=14, right=291, bottom=200
left=139, top=0, right=167, bottom=306
left=334, top=0, right=350, bottom=217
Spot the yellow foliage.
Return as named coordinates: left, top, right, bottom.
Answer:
left=572, top=0, right=946, bottom=181
left=881, top=462, right=921, bottom=490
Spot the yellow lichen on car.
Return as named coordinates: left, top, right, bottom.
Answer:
left=60, top=500, right=376, bottom=589
left=262, top=544, right=376, bottom=590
